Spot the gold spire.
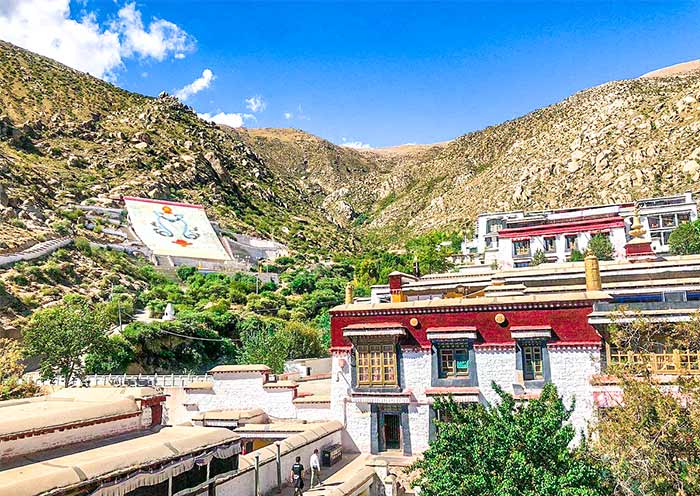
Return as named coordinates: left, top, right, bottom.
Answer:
left=584, top=249, right=602, bottom=291
left=629, top=205, right=646, bottom=239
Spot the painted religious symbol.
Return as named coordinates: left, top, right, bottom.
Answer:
left=150, top=205, right=200, bottom=247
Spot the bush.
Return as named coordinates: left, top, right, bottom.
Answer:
left=176, top=265, right=197, bottom=281
left=50, top=219, right=72, bottom=236
left=531, top=249, right=547, bottom=266
left=278, top=321, right=327, bottom=360
left=569, top=248, right=585, bottom=262
left=74, top=236, right=92, bottom=254
left=587, top=234, right=614, bottom=260
left=669, top=219, right=700, bottom=255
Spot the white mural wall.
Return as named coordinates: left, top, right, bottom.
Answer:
left=124, top=197, right=231, bottom=261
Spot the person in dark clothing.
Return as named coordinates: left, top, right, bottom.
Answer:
left=290, top=456, right=305, bottom=495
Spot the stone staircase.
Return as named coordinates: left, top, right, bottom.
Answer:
left=0, top=236, right=73, bottom=267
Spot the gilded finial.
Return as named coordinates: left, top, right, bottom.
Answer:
left=629, top=204, right=646, bottom=239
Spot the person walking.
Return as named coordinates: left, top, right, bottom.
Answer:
left=309, top=448, right=321, bottom=488
left=290, top=456, right=305, bottom=495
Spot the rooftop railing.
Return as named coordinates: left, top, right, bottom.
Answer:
left=607, top=348, right=700, bottom=375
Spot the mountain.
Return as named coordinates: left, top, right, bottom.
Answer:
left=360, top=70, right=700, bottom=237
left=0, top=40, right=360, bottom=256
left=2, top=39, right=700, bottom=255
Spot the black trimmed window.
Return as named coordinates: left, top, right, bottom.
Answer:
left=522, top=344, right=544, bottom=380
left=513, top=239, right=530, bottom=257
left=439, top=347, right=470, bottom=378
left=543, top=236, right=556, bottom=253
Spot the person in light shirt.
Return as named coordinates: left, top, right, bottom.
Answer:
left=309, top=448, right=321, bottom=488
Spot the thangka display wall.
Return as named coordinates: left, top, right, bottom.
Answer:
left=124, top=197, right=231, bottom=261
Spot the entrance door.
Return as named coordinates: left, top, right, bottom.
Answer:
left=383, top=412, right=401, bottom=451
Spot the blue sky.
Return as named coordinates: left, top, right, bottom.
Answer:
left=3, top=1, right=700, bottom=147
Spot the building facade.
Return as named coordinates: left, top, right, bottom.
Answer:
left=466, top=192, right=697, bottom=268
left=330, top=260, right=609, bottom=455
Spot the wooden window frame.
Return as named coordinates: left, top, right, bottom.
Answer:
left=355, top=343, right=398, bottom=387
left=438, top=347, right=470, bottom=378
left=522, top=344, right=544, bottom=380
left=513, top=239, right=530, bottom=257
left=543, top=236, right=556, bottom=253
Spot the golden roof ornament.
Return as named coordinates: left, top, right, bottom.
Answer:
left=629, top=204, right=646, bottom=239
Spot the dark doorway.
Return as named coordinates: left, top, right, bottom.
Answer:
left=383, top=412, right=401, bottom=451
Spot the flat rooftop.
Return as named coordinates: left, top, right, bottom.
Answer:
left=332, top=290, right=610, bottom=313
left=0, top=387, right=159, bottom=438
left=0, top=426, right=239, bottom=496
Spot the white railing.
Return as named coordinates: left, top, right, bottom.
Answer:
left=33, top=373, right=212, bottom=388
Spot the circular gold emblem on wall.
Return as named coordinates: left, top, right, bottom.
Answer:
left=494, top=313, right=506, bottom=325
left=409, top=317, right=419, bottom=327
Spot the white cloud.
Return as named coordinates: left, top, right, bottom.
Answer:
left=0, top=0, right=194, bottom=80
left=198, top=112, right=256, bottom=128
left=175, top=69, right=214, bottom=101
left=174, top=52, right=186, bottom=59
left=340, top=138, right=372, bottom=150
left=245, top=95, right=266, bottom=113
left=114, top=3, right=194, bottom=61
left=283, top=105, right=309, bottom=122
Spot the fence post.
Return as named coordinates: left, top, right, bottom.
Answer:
left=275, top=441, right=282, bottom=493
left=254, top=454, right=260, bottom=496
left=673, top=349, right=681, bottom=372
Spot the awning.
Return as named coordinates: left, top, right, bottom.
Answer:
left=343, top=322, right=406, bottom=338
left=425, top=387, right=480, bottom=403
left=510, top=325, right=553, bottom=340
left=349, top=390, right=412, bottom=404
left=426, top=326, right=478, bottom=341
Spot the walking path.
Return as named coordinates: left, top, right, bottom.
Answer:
left=277, top=454, right=371, bottom=496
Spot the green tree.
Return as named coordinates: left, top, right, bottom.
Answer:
left=405, top=231, right=456, bottom=275
left=594, top=375, right=700, bottom=495
left=23, top=299, right=109, bottom=384
left=411, top=383, right=606, bottom=496
left=531, top=249, right=548, bottom=266
left=586, top=234, right=614, bottom=261
left=569, top=249, right=585, bottom=262
left=669, top=219, right=700, bottom=255
left=595, top=313, right=700, bottom=495
left=238, top=316, right=286, bottom=372
left=278, top=321, right=327, bottom=360
left=85, top=334, right=135, bottom=374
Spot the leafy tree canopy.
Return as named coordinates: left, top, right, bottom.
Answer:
left=411, top=383, right=606, bottom=496
left=669, top=220, right=700, bottom=255
left=23, top=297, right=108, bottom=384
left=586, top=234, right=614, bottom=261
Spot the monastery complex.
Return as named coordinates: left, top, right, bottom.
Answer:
left=3, top=193, right=700, bottom=496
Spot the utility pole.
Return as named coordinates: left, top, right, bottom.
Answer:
left=111, top=283, right=122, bottom=332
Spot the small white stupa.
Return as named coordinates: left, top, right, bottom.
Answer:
left=162, top=302, right=176, bottom=321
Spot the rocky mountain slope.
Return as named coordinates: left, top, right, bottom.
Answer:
left=365, top=72, right=700, bottom=237
left=2, top=39, right=700, bottom=253
left=0, top=40, right=359, bottom=256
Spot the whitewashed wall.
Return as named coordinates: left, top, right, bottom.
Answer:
left=0, top=416, right=142, bottom=460
left=548, top=346, right=601, bottom=437
left=474, top=347, right=516, bottom=405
